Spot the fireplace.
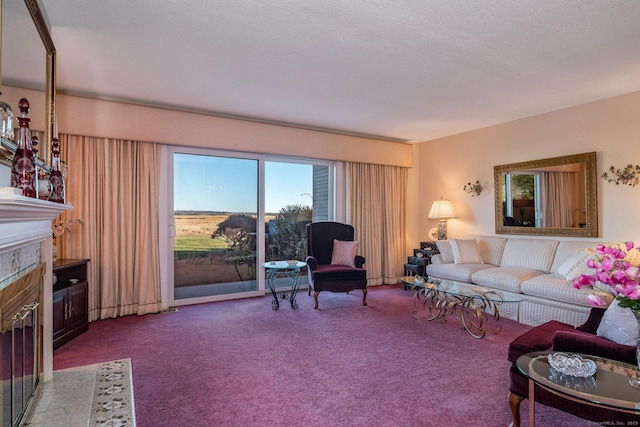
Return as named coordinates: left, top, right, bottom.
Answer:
left=1, top=264, right=44, bottom=426
left=0, top=189, right=71, bottom=426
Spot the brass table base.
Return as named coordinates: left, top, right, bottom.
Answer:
left=412, top=285, right=504, bottom=338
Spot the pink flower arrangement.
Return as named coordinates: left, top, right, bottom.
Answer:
left=573, top=242, right=640, bottom=311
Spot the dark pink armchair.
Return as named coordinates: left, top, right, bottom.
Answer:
left=507, top=308, right=639, bottom=426
left=305, top=222, right=367, bottom=309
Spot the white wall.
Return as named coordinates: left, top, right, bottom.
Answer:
left=416, top=90, right=640, bottom=245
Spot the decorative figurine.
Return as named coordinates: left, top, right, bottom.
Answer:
left=10, top=98, right=37, bottom=197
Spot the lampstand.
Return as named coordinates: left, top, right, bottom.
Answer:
left=428, top=197, right=457, bottom=240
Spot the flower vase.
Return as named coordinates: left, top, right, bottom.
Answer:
left=631, top=310, right=640, bottom=389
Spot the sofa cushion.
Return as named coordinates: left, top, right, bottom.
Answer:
left=553, top=330, right=638, bottom=365
left=435, top=240, right=454, bottom=263
left=313, top=264, right=366, bottom=280
left=426, top=263, right=492, bottom=283
left=330, top=239, right=358, bottom=267
left=550, top=241, right=599, bottom=274
left=500, top=238, right=559, bottom=273
left=556, top=251, right=593, bottom=280
left=521, top=274, right=598, bottom=306
left=466, top=235, right=507, bottom=266
left=450, top=238, right=483, bottom=264
left=596, top=299, right=639, bottom=346
left=471, top=267, right=545, bottom=293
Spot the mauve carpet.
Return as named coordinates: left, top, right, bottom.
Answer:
left=54, top=284, right=594, bottom=426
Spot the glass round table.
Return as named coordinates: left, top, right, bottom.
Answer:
left=517, top=351, right=640, bottom=426
left=262, top=261, right=306, bottom=310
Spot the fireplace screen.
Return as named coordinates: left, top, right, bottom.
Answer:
left=1, top=263, right=44, bottom=427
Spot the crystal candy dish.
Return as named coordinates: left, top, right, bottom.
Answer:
left=549, top=367, right=597, bottom=391
left=548, top=352, right=597, bottom=377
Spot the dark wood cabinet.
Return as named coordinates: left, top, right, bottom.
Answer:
left=53, top=259, right=90, bottom=350
left=403, top=242, right=439, bottom=290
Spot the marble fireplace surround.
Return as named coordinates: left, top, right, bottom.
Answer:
left=0, top=190, right=72, bottom=422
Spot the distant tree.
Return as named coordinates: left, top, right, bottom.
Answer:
left=271, top=204, right=312, bottom=260
left=512, top=174, right=535, bottom=199
left=212, top=214, right=257, bottom=281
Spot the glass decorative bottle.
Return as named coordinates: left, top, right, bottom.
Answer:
left=10, top=98, right=36, bottom=197
left=31, top=135, right=39, bottom=197
left=48, top=138, right=65, bottom=203
left=0, top=101, right=13, bottom=141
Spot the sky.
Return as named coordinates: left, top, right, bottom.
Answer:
left=173, top=153, right=313, bottom=213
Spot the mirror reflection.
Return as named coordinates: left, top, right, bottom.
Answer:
left=495, top=152, right=598, bottom=237
left=0, top=0, right=54, bottom=168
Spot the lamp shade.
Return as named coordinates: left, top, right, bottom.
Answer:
left=428, top=198, right=456, bottom=220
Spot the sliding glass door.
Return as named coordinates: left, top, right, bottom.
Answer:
left=264, top=160, right=333, bottom=290
left=169, top=149, right=335, bottom=304
left=172, top=152, right=259, bottom=302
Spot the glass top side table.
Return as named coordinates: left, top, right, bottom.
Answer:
left=262, top=261, right=306, bottom=310
left=517, top=351, right=640, bottom=426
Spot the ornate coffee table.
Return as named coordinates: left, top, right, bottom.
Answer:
left=517, top=351, right=640, bottom=426
left=402, top=276, right=523, bottom=338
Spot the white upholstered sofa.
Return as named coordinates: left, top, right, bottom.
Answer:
left=425, top=235, right=608, bottom=327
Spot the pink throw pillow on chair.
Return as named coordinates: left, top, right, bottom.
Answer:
left=331, top=239, right=358, bottom=267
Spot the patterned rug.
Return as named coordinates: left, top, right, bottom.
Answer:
left=89, top=359, right=136, bottom=426
left=27, top=358, right=135, bottom=427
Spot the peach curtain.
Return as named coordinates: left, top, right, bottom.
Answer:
left=541, top=171, right=576, bottom=228
left=346, top=162, right=407, bottom=286
left=58, top=134, right=161, bottom=320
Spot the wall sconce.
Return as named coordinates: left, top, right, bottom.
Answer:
left=428, top=197, right=457, bottom=240
left=601, top=164, right=640, bottom=187
left=464, top=180, right=482, bottom=196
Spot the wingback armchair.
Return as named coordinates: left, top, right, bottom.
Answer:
left=507, top=308, right=640, bottom=426
left=305, top=222, right=367, bottom=309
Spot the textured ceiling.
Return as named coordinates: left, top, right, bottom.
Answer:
left=8, top=1, right=640, bottom=142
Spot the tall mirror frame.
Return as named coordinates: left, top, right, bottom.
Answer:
left=0, top=0, right=56, bottom=169
left=494, top=152, right=598, bottom=237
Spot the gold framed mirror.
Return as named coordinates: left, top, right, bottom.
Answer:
left=494, top=152, right=598, bottom=237
left=0, top=0, right=56, bottom=169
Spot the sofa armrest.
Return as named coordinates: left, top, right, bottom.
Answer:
left=507, top=320, right=576, bottom=363
left=552, top=330, right=637, bottom=365
left=305, top=256, right=318, bottom=271
left=355, top=255, right=365, bottom=268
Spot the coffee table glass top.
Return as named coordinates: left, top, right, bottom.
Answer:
left=263, top=261, right=307, bottom=269
left=401, top=276, right=523, bottom=303
left=518, top=351, right=640, bottom=413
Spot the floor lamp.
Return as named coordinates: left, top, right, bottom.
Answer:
left=428, top=197, right=456, bottom=240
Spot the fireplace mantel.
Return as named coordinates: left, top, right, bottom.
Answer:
left=0, top=191, right=73, bottom=252
left=0, top=189, right=74, bottom=385
left=0, top=192, right=71, bottom=221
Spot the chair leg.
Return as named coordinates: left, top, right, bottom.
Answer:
left=362, top=289, right=368, bottom=306
left=313, top=291, right=319, bottom=309
left=508, top=391, right=523, bottom=427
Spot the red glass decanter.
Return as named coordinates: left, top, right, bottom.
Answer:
left=48, top=138, right=65, bottom=203
left=10, top=98, right=37, bottom=197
